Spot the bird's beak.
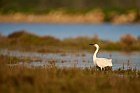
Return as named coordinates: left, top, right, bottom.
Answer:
left=89, top=44, right=94, bottom=45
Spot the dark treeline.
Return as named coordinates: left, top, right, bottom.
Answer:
left=0, top=0, right=140, bottom=13
left=0, top=30, right=140, bottom=52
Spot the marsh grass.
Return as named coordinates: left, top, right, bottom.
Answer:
left=0, top=55, right=140, bottom=93
left=0, top=31, right=140, bottom=53
left=0, top=55, right=42, bottom=64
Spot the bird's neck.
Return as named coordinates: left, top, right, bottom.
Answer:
left=93, top=47, right=99, bottom=64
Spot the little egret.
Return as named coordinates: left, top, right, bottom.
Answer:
left=89, top=44, right=112, bottom=70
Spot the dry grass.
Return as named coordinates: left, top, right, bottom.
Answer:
left=0, top=50, right=140, bottom=93
left=0, top=31, right=140, bottom=53
left=0, top=55, right=140, bottom=93
left=0, top=9, right=139, bottom=24
left=0, top=55, right=42, bottom=64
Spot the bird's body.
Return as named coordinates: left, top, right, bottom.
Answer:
left=95, top=58, right=112, bottom=70
left=90, top=44, right=112, bottom=70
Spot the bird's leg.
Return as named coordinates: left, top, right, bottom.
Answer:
left=96, top=66, right=100, bottom=71
left=100, top=67, right=102, bottom=71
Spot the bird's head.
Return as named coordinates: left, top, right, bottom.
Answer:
left=89, top=43, right=99, bottom=48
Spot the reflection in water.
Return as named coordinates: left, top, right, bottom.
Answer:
left=0, top=49, right=140, bottom=70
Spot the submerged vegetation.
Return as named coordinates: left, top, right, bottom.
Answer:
left=0, top=30, right=140, bottom=52
left=0, top=55, right=42, bottom=64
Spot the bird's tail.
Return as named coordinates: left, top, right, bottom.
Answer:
left=109, top=59, right=113, bottom=66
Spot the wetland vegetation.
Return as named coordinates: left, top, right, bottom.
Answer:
left=0, top=0, right=140, bottom=93
left=0, top=59, right=140, bottom=93
left=0, top=0, right=140, bottom=23
left=0, top=30, right=140, bottom=53
left=0, top=30, right=140, bottom=93
left=0, top=30, right=139, bottom=93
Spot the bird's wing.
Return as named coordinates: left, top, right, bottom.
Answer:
left=96, top=58, right=112, bottom=67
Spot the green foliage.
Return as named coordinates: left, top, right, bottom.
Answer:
left=0, top=0, right=140, bottom=14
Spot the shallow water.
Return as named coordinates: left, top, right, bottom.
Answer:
left=0, top=49, right=140, bottom=70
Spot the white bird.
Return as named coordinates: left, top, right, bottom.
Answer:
left=89, top=44, right=112, bottom=70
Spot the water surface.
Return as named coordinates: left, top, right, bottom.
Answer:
left=0, top=49, right=140, bottom=70
left=0, top=23, right=140, bottom=41
left=0, top=23, right=140, bottom=70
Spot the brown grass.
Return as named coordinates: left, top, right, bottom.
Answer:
left=0, top=55, right=140, bottom=93
left=0, top=31, right=140, bottom=53
left=0, top=9, right=139, bottom=24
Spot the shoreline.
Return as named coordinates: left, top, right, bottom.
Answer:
left=0, top=10, right=139, bottom=24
